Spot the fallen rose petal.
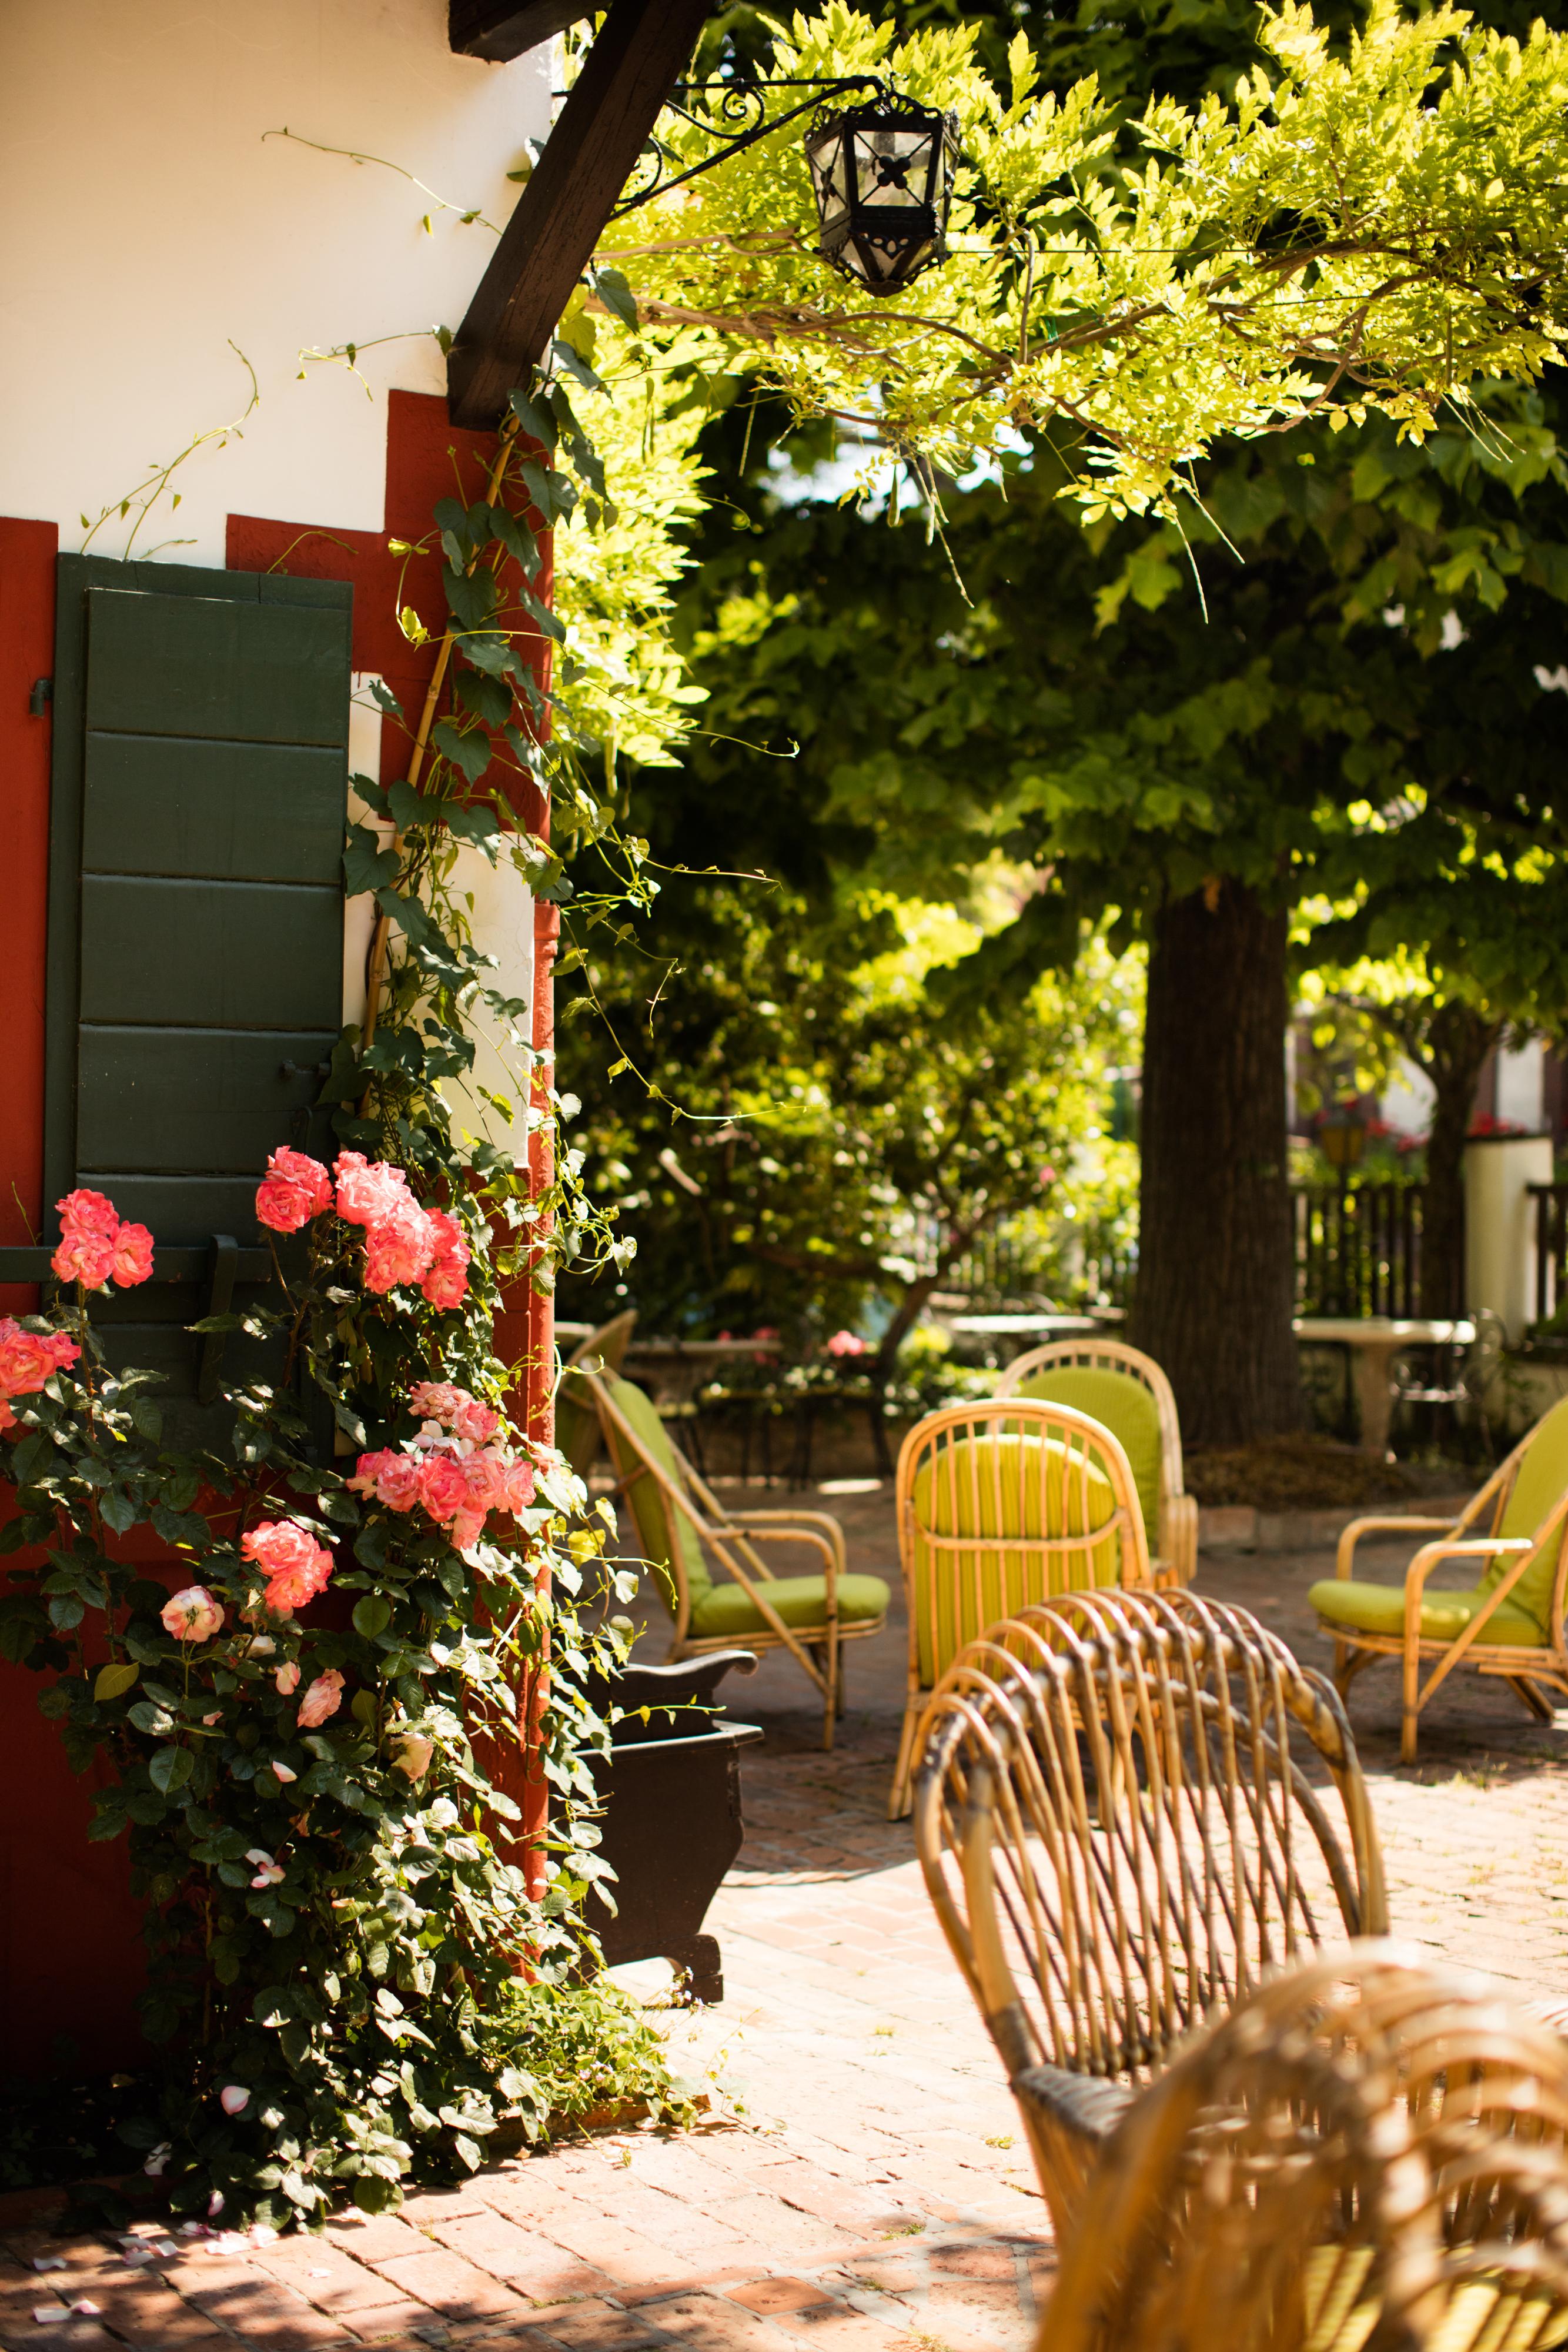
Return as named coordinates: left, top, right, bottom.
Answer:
left=219, top=2084, right=250, bottom=2116
left=270, top=1760, right=297, bottom=1783
left=142, top=2142, right=171, bottom=2176
left=33, top=2306, right=72, bottom=2325
left=31, top=2261, right=65, bottom=2275
left=121, top=2249, right=153, bottom=2267
left=206, top=2193, right=225, bottom=2219
left=72, top=2303, right=102, bottom=2316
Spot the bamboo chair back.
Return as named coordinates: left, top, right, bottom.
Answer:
left=995, top=1339, right=1183, bottom=1557
left=1041, top=1943, right=1568, bottom=2352
left=914, top=1589, right=1386, bottom=2221
left=898, top=1400, right=1151, bottom=1693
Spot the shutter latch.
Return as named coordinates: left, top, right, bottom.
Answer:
left=28, top=677, right=52, bottom=717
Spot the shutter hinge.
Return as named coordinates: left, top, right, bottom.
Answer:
left=28, top=677, right=52, bottom=717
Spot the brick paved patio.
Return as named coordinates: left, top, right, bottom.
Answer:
left=8, top=1479, right=1568, bottom=2352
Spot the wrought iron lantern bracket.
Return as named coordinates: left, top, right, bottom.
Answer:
left=610, top=74, right=892, bottom=218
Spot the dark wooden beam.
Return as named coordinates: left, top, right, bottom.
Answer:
left=447, top=0, right=713, bottom=429
left=449, top=1, right=591, bottom=65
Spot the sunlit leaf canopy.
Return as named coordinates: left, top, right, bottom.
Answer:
left=590, top=0, right=1568, bottom=517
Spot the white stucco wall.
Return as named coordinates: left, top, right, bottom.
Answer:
left=2, top=0, right=547, bottom=1092
left=0, top=0, right=550, bottom=560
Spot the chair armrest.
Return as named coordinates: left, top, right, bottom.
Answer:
left=1011, top=2064, right=1134, bottom=2154
left=1401, top=1535, right=1534, bottom=1648
left=1335, top=1513, right=1462, bottom=1581
left=722, top=1519, right=840, bottom=1595
left=727, top=1509, right=848, bottom=1568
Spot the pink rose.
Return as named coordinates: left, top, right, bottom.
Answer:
left=241, top=1519, right=335, bottom=1618
left=363, top=1199, right=436, bottom=1294
left=109, top=1222, right=153, bottom=1287
left=296, top=1669, right=345, bottom=1729
left=408, top=1383, right=497, bottom=1444
left=825, top=1329, right=866, bottom=1358
left=416, top=1453, right=471, bottom=1526
left=161, top=1586, right=225, bottom=1642
left=51, top=1229, right=115, bottom=1288
left=348, top=1448, right=425, bottom=1512
left=58, top=1188, right=119, bottom=1240
left=0, top=1321, right=80, bottom=1404
left=273, top=1662, right=300, bottom=1696
left=420, top=1211, right=470, bottom=1310
left=502, top=1458, right=536, bottom=1516
left=393, top=1732, right=434, bottom=1781
left=333, top=1152, right=410, bottom=1229
left=256, top=1148, right=332, bottom=1234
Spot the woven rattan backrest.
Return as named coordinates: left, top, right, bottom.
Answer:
left=996, top=1339, right=1183, bottom=1485
left=1041, top=1943, right=1568, bottom=2352
left=897, top=1401, right=1151, bottom=1691
left=914, top=1588, right=1387, bottom=2090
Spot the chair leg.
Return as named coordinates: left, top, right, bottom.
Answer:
left=1401, top=1637, right=1421, bottom=1765
left=888, top=1695, right=923, bottom=1821
left=1505, top=1674, right=1556, bottom=1724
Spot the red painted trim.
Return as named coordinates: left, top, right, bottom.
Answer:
left=0, top=518, right=59, bottom=1316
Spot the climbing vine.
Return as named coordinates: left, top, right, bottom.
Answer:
left=0, top=332, right=705, bottom=2226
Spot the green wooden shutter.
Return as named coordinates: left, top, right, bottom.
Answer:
left=44, top=557, right=352, bottom=1422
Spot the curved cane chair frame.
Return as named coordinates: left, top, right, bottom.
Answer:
left=889, top=1399, right=1154, bottom=1820
left=1042, top=1942, right=1568, bottom=2352
left=995, top=1338, right=1196, bottom=1589
left=584, top=1368, right=885, bottom=1749
left=1315, top=1414, right=1568, bottom=1765
left=912, top=1586, right=1387, bottom=2237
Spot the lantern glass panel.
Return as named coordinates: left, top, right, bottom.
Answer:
left=852, top=124, right=932, bottom=209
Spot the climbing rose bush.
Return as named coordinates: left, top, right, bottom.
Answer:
left=0, top=1168, right=628, bottom=2233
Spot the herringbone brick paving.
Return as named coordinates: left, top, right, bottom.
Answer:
left=9, top=1480, right=1568, bottom=2352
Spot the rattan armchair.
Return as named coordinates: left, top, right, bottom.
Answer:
left=995, top=1338, right=1197, bottom=1588
left=888, top=1399, right=1153, bottom=1820
left=912, top=1587, right=1387, bottom=2237
left=585, top=1368, right=890, bottom=1748
left=1310, top=1392, right=1568, bottom=1764
left=1041, top=1943, right=1568, bottom=2352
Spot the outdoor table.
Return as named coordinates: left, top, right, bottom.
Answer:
left=623, top=1335, right=783, bottom=1406
left=947, top=1311, right=1099, bottom=1364
left=1293, top=1317, right=1476, bottom=1458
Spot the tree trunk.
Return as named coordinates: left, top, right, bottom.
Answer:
left=1416, top=1002, right=1499, bottom=1318
left=1131, top=879, right=1302, bottom=1445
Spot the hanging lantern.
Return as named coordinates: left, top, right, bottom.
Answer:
left=804, top=92, right=959, bottom=296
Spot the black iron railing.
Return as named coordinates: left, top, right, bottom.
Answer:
left=1291, top=1183, right=1427, bottom=1318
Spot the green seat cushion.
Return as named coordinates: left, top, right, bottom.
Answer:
left=1490, top=1394, right=1568, bottom=1633
left=689, top=1572, right=891, bottom=1642
left=1309, top=1578, right=1548, bottom=1648
left=601, top=1374, right=713, bottom=1616
left=911, top=1431, right=1121, bottom=1688
left=1012, top=1367, right=1162, bottom=1548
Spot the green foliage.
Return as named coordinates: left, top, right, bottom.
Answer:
left=484, top=1978, right=699, bottom=2136
left=559, top=858, right=1141, bottom=1362
left=606, top=2, right=1568, bottom=516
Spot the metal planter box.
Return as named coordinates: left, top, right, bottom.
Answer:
left=583, top=1651, right=760, bottom=2003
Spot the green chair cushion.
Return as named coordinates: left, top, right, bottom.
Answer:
left=689, top=1572, right=891, bottom=1642
left=601, top=1374, right=713, bottom=1616
left=1491, top=1393, right=1568, bottom=1633
left=553, top=1365, right=603, bottom=1485
left=1309, top=1578, right=1548, bottom=1648
left=910, top=1431, right=1120, bottom=1688
left=1012, top=1367, right=1163, bottom=1550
